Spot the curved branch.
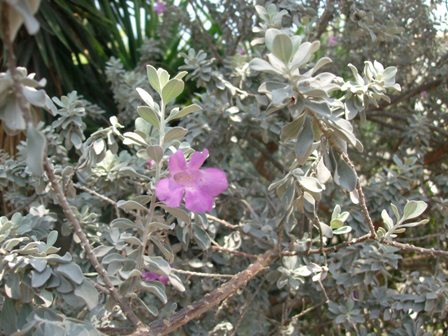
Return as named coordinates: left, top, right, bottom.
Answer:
left=131, top=250, right=277, bottom=336
left=44, top=159, right=141, bottom=326
left=315, top=0, right=335, bottom=39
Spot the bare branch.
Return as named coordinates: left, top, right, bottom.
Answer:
left=381, top=240, right=448, bottom=259
left=74, top=183, right=120, bottom=217
left=368, top=78, right=444, bottom=113
left=230, top=279, right=266, bottom=336
left=315, top=0, right=335, bottom=39
left=172, top=268, right=234, bottom=279
left=212, top=244, right=258, bottom=259
left=43, top=159, right=141, bottom=327
left=131, top=250, right=277, bottom=336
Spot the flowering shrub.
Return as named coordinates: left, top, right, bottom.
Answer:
left=0, top=1, right=447, bottom=335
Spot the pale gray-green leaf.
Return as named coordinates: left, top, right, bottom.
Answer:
left=402, top=200, right=428, bottom=221
left=167, top=103, right=201, bottom=121
left=381, top=209, right=394, bottom=231
left=334, top=158, right=357, bottom=191
left=144, top=256, right=171, bottom=275
left=147, top=145, right=163, bottom=163
left=56, top=263, right=84, bottom=285
left=74, top=280, right=99, bottom=310
left=295, top=116, right=314, bottom=163
left=163, top=127, right=188, bottom=144
left=162, top=79, right=184, bottom=104
left=31, top=267, right=52, bottom=288
left=272, top=34, right=293, bottom=63
left=137, top=106, right=159, bottom=128
left=26, top=126, right=47, bottom=176
left=140, top=281, right=168, bottom=303
left=117, top=200, right=148, bottom=212
left=147, top=65, right=160, bottom=93
left=332, top=226, right=352, bottom=235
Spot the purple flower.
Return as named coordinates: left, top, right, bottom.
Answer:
left=155, top=149, right=228, bottom=213
left=420, top=90, right=428, bottom=99
left=142, top=271, right=169, bottom=285
left=154, top=1, right=167, bottom=15
left=146, top=159, right=156, bottom=169
left=328, top=36, right=338, bottom=47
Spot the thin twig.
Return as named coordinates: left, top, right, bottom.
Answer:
left=367, top=78, right=443, bottom=113
left=340, top=153, right=377, bottom=238
left=381, top=240, right=448, bottom=259
left=207, top=214, right=275, bottom=247
left=398, top=232, right=447, bottom=243
left=315, top=0, right=335, bottom=39
left=211, top=244, right=258, bottom=259
left=286, top=301, right=326, bottom=325
left=5, top=195, right=38, bottom=217
left=230, top=279, right=266, bottom=336
left=309, top=111, right=377, bottom=238
left=172, top=268, right=234, bottom=279
left=281, top=233, right=371, bottom=256
left=74, top=183, right=120, bottom=217
left=43, top=159, right=141, bottom=326
left=206, top=214, right=240, bottom=229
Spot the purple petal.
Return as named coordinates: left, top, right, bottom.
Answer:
left=155, top=178, right=184, bottom=208
left=142, top=271, right=159, bottom=282
left=168, top=150, right=187, bottom=174
left=199, top=168, right=228, bottom=196
left=184, top=188, right=214, bottom=213
left=188, top=149, right=209, bottom=170
left=158, top=275, right=169, bottom=285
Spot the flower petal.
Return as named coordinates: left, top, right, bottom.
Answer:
left=142, top=271, right=159, bottom=282
left=199, top=168, right=228, bottom=196
left=184, top=188, right=214, bottom=213
left=188, top=148, right=209, bottom=170
left=168, top=150, right=187, bottom=174
left=158, top=275, right=169, bottom=285
left=155, top=178, right=184, bottom=208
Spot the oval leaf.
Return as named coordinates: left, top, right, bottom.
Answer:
left=26, top=126, right=47, bottom=176
left=334, top=158, right=357, bottom=191
left=295, top=116, right=314, bottom=164
left=162, top=79, right=184, bottom=104
left=402, top=200, right=428, bottom=221
left=137, top=106, right=159, bottom=128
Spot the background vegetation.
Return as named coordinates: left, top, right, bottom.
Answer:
left=0, top=0, right=447, bottom=335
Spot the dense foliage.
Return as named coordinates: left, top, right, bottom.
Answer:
left=0, top=0, right=447, bottom=335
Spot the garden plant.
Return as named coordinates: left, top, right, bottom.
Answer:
left=0, top=0, right=447, bottom=335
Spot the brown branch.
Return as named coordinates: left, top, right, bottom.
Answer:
left=315, top=0, right=335, bottom=39
left=211, top=245, right=258, bottom=259
left=340, top=153, right=377, bottom=238
left=285, top=301, right=326, bottom=325
left=131, top=250, right=277, bottom=336
left=188, top=0, right=224, bottom=64
left=230, top=279, right=266, bottom=336
left=43, top=158, right=141, bottom=327
left=424, top=142, right=448, bottom=166
left=368, top=78, right=443, bottom=113
left=381, top=240, right=448, bottom=259
left=249, top=134, right=286, bottom=174
left=309, top=111, right=377, bottom=238
left=281, top=233, right=372, bottom=256
left=172, top=268, right=234, bottom=279
left=74, top=183, right=121, bottom=217
left=206, top=214, right=240, bottom=230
